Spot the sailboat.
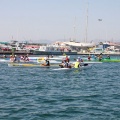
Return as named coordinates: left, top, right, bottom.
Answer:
left=63, top=4, right=95, bottom=48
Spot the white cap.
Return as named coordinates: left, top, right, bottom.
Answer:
left=76, top=59, right=79, bottom=62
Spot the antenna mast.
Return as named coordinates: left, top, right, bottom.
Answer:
left=73, top=17, right=77, bottom=42
left=85, top=3, right=89, bottom=43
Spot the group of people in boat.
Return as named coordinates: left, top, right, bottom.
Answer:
left=41, top=55, right=71, bottom=67
left=59, top=56, right=71, bottom=68
left=87, top=54, right=110, bottom=61
left=10, top=54, right=29, bottom=62
left=41, top=55, right=85, bottom=68
left=87, top=54, right=102, bottom=61
left=59, top=56, right=83, bottom=68
left=0, top=54, right=7, bottom=58
left=42, top=53, right=112, bottom=68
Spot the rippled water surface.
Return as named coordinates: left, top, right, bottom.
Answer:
left=0, top=56, right=120, bottom=120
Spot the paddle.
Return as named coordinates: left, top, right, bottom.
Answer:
left=81, top=63, right=88, bottom=66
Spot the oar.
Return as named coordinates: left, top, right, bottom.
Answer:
left=81, top=63, right=88, bottom=66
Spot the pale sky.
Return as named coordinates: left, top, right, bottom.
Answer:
left=0, top=0, right=120, bottom=43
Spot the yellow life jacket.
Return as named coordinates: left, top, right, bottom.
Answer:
left=74, top=61, right=80, bottom=68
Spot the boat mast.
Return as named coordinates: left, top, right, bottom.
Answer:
left=85, top=3, right=89, bottom=43
left=73, top=16, right=77, bottom=42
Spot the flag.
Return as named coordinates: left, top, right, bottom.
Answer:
left=98, top=19, right=102, bottom=21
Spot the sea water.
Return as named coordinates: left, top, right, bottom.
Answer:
left=0, top=55, right=120, bottom=120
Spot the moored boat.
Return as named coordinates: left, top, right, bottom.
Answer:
left=30, top=43, right=77, bottom=55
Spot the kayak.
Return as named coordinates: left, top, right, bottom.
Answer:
left=72, top=61, right=102, bottom=64
left=8, top=63, right=58, bottom=67
left=29, top=55, right=70, bottom=61
left=37, top=59, right=62, bottom=64
left=101, top=59, right=120, bottom=62
left=84, top=58, right=120, bottom=62
left=52, top=68, right=71, bottom=70
left=0, top=59, right=9, bottom=62
left=36, top=56, right=70, bottom=63
left=0, top=58, right=35, bottom=63
left=84, top=61, right=102, bottom=64
left=52, top=64, right=91, bottom=71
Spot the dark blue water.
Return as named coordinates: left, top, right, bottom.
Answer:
left=0, top=56, right=120, bottom=120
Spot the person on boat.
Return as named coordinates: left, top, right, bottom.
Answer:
left=51, top=55, right=54, bottom=58
left=98, top=53, right=102, bottom=61
left=65, top=55, right=70, bottom=62
left=64, top=61, right=71, bottom=68
left=20, top=55, right=25, bottom=61
left=16, top=55, right=21, bottom=62
left=106, top=55, right=110, bottom=59
left=63, top=53, right=66, bottom=56
left=45, top=59, right=50, bottom=66
left=59, top=60, right=71, bottom=68
left=68, top=62, right=71, bottom=68
left=78, top=57, right=83, bottom=62
left=59, top=60, right=65, bottom=68
left=13, top=55, right=17, bottom=62
left=47, top=55, right=49, bottom=58
left=74, top=59, right=80, bottom=68
left=10, top=55, right=14, bottom=62
left=42, top=58, right=50, bottom=66
left=24, top=55, right=29, bottom=62
left=88, top=55, right=91, bottom=61
left=93, top=55, right=97, bottom=59
left=59, top=60, right=67, bottom=68
left=3, top=54, right=7, bottom=58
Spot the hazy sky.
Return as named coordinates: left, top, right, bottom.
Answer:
left=0, top=0, right=120, bottom=43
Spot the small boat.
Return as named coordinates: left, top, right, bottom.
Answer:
left=0, top=58, right=35, bottom=63
left=0, top=59, right=9, bottom=62
left=30, top=44, right=77, bottom=55
left=29, top=55, right=70, bottom=62
left=8, top=63, right=58, bottom=67
left=52, top=68, right=71, bottom=71
left=72, top=61, right=102, bottom=64
left=101, top=58, right=120, bottom=62
left=52, top=64, right=91, bottom=71
left=83, top=58, right=120, bottom=63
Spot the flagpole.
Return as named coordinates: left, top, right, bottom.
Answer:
left=98, top=19, right=102, bottom=42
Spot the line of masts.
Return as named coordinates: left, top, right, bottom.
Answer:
left=85, top=3, right=89, bottom=43
left=72, top=3, right=89, bottom=43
